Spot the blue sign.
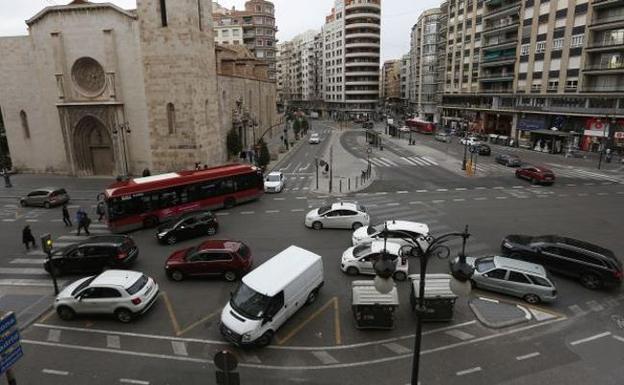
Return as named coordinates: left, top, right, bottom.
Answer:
left=517, top=116, right=547, bottom=131
left=0, top=313, right=16, bottom=335
left=0, top=346, right=23, bottom=374
left=0, top=313, right=21, bottom=375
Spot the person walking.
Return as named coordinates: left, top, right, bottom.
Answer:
left=76, top=208, right=90, bottom=236
left=62, top=203, right=72, bottom=227
left=1, top=168, right=12, bottom=188
left=83, top=212, right=92, bottom=236
left=96, top=201, right=105, bottom=222
left=22, top=225, right=36, bottom=250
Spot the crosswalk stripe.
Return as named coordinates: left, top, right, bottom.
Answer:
left=379, top=157, right=398, bottom=166
left=0, top=278, right=68, bottom=287
left=421, top=156, right=439, bottom=166
left=410, top=157, right=429, bottom=166
left=0, top=267, right=48, bottom=275
left=10, top=258, right=46, bottom=265
left=402, top=157, right=421, bottom=166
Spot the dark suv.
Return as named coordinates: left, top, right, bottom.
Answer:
left=44, top=235, right=138, bottom=276
left=501, top=234, right=623, bottom=289
left=156, top=210, right=218, bottom=245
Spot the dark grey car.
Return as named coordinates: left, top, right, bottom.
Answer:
left=495, top=154, right=522, bottom=167
left=20, top=187, right=70, bottom=208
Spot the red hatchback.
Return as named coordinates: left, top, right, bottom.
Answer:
left=515, top=165, right=556, bottom=185
left=165, top=240, right=252, bottom=282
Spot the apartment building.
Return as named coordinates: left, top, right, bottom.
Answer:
left=212, top=0, right=278, bottom=79
left=400, top=54, right=411, bottom=102
left=439, top=0, right=624, bottom=153
left=276, top=41, right=294, bottom=103
left=381, top=60, right=401, bottom=100
left=214, top=25, right=244, bottom=45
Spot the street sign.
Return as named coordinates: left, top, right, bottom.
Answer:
left=0, top=313, right=22, bottom=376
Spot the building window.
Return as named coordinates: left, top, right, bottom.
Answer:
left=548, top=80, right=559, bottom=90
left=20, top=110, right=30, bottom=139
left=167, top=103, right=176, bottom=134
left=571, top=34, right=584, bottom=47
left=566, top=79, right=578, bottom=90
left=159, top=0, right=168, bottom=27
left=552, top=38, right=564, bottom=50
left=535, top=41, right=546, bottom=53
left=531, top=83, right=542, bottom=91
left=520, top=44, right=530, bottom=56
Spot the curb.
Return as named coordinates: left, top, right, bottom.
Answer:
left=469, top=297, right=531, bottom=329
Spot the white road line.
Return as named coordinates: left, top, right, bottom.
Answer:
left=445, top=330, right=474, bottom=341
left=42, top=369, right=69, bottom=376
left=273, top=198, right=286, bottom=201
left=416, top=189, right=428, bottom=193
left=380, top=157, right=398, bottom=166
left=58, top=235, right=91, bottom=241
left=296, top=197, right=307, bottom=200
left=10, top=258, right=46, bottom=265
left=516, top=352, right=540, bottom=361
left=495, top=196, right=508, bottom=200
left=311, top=351, right=339, bottom=365
left=452, top=198, right=466, bottom=202
left=596, top=192, right=609, bottom=196
left=586, top=300, right=604, bottom=312
left=397, top=191, right=409, bottom=194
left=0, top=279, right=68, bottom=287
left=402, top=157, right=420, bottom=166
left=265, top=210, right=280, bottom=214
left=432, top=200, right=445, bottom=204
left=120, top=379, right=150, bottom=385
left=567, top=183, right=577, bottom=187
left=291, top=209, right=305, bottom=212
left=107, top=335, right=121, bottom=349
left=455, top=188, right=467, bottom=191
left=411, top=157, right=429, bottom=166
left=613, top=335, right=624, bottom=343
left=409, top=201, right=422, bottom=205
left=421, top=156, right=439, bottom=166
left=171, top=341, right=188, bottom=356
left=0, top=267, right=48, bottom=275
left=382, top=342, right=411, bottom=354
left=456, top=367, right=481, bottom=376
left=215, top=213, right=230, bottom=216
left=436, top=189, right=448, bottom=192
left=26, top=219, right=39, bottom=223
left=387, top=203, right=400, bottom=207
left=474, top=187, right=487, bottom=190
left=47, top=329, right=61, bottom=342
left=240, top=211, right=255, bottom=215
left=2, top=219, right=15, bottom=222
left=473, top=197, right=487, bottom=201
left=570, top=332, right=611, bottom=346
left=568, top=304, right=587, bottom=316
left=512, top=186, right=524, bottom=189
left=493, top=187, right=505, bottom=190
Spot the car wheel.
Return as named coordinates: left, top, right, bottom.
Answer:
left=306, top=289, right=319, bottom=305
left=312, top=221, right=323, bottom=230
left=393, top=271, right=407, bottom=282
left=19, top=200, right=27, bottom=207
left=346, top=266, right=359, bottom=276
left=56, top=306, right=75, bottom=321
left=580, top=273, right=602, bottom=290
left=143, top=216, right=159, bottom=228
left=169, top=270, right=184, bottom=282
left=531, top=178, right=538, bottom=185
left=165, top=235, right=177, bottom=245
left=223, top=271, right=237, bottom=282
left=352, top=222, right=363, bottom=230
left=115, top=308, right=134, bottom=323
left=206, top=226, right=217, bottom=236
left=470, top=280, right=478, bottom=290
left=44, top=201, right=51, bottom=209
left=224, top=197, right=236, bottom=209
left=523, top=294, right=541, bottom=304
left=255, top=331, right=274, bottom=347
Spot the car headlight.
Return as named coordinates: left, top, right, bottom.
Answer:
left=158, top=232, right=167, bottom=238
left=242, top=333, right=252, bottom=342
left=503, top=241, right=512, bottom=248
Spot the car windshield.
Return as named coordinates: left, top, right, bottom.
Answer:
left=367, top=223, right=384, bottom=235
left=475, top=257, right=496, bottom=273
left=266, top=174, right=281, bottom=182
left=71, top=276, right=97, bottom=296
left=318, top=205, right=332, bottom=215
left=230, top=283, right=271, bottom=320
left=126, top=274, right=149, bottom=295
left=353, top=244, right=371, bottom=257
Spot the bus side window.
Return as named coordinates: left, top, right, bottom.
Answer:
left=159, top=190, right=178, bottom=209
left=199, top=183, right=217, bottom=199
left=218, top=179, right=234, bottom=195
left=235, top=174, right=255, bottom=191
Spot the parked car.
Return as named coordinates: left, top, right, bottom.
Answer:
left=44, top=235, right=138, bottom=276
left=20, top=187, right=70, bottom=208
left=515, top=165, right=555, bottom=185
left=501, top=234, right=623, bottom=289
left=309, top=133, right=321, bottom=144
left=220, top=245, right=324, bottom=347
left=495, top=154, right=522, bottom=167
left=165, top=240, right=252, bottom=282
left=305, top=202, right=369, bottom=230
left=54, top=270, right=159, bottom=323
left=467, top=255, right=557, bottom=304
left=156, top=210, right=218, bottom=245
left=477, top=144, right=491, bottom=156
left=398, top=126, right=410, bottom=132
left=263, top=171, right=286, bottom=193
left=460, top=137, right=480, bottom=146
left=352, top=220, right=430, bottom=246
left=435, top=132, right=451, bottom=143
left=341, top=240, right=409, bottom=281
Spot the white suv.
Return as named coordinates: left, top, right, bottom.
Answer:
left=264, top=171, right=286, bottom=193
left=352, top=220, right=429, bottom=246
left=54, top=270, right=159, bottom=323
left=341, top=240, right=409, bottom=281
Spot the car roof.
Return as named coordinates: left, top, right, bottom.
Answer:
left=370, top=240, right=402, bottom=255
left=197, top=239, right=242, bottom=252
left=91, top=270, right=143, bottom=288
left=78, top=235, right=129, bottom=246
left=384, top=220, right=429, bottom=234
left=31, top=187, right=59, bottom=193
left=492, top=256, right=547, bottom=276
left=330, top=202, right=360, bottom=211
left=311, top=133, right=319, bottom=136
left=267, top=171, right=282, bottom=176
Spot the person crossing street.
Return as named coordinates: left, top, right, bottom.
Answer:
left=62, top=203, right=72, bottom=227
left=76, top=208, right=91, bottom=236
left=22, top=225, right=36, bottom=250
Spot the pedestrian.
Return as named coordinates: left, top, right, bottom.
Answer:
left=96, top=201, right=105, bottom=222
left=142, top=168, right=151, bottom=177
left=62, top=203, right=72, bottom=227
left=194, top=162, right=201, bottom=171
left=203, top=164, right=208, bottom=170
left=606, top=148, right=612, bottom=163
left=22, top=225, right=36, bottom=250
left=76, top=208, right=90, bottom=236
left=83, top=213, right=92, bottom=236
left=1, top=168, right=11, bottom=188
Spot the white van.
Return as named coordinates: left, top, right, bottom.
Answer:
left=219, top=245, right=324, bottom=347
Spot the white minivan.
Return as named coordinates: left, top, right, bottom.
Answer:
left=219, top=245, right=324, bottom=347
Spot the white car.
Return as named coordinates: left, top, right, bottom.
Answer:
left=341, top=240, right=409, bottom=281
left=305, top=202, right=370, bottom=230
left=398, top=126, right=411, bottom=132
left=352, top=220, right=430, bottom=246
left=264, top=171, right=286, bottom=193
left=54, top=270, right=159, bottom=323
left=309, top=133, right=321, bottom=144
left=460, top=136, right=480, bottom=146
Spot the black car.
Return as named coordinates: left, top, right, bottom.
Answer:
left=477, top=144, right=491, bottom=156
left=44, top=235, right=138, bottom=276
left=156, top=210, right=218, bottom=245
left=495, top=153, right=521, bottom=167
left=501, top=235, right=623, bottom=289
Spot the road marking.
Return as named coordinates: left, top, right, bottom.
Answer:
left=493, top=187, right=505, bottom=190
left=421, top=156, right=438, bottom=166
left=240, top=211, right=255, bottom=215
left=453, top=198, right=466, bottom=202
left=479, top=297, right=499, bottom=303
left=568, top=304, right=587, bottom=316
left=473, top=197, right=487, bottom=201
left=273, top=198, right=286, bottom=201
left=558, top=194, right=569, bottom=197
left=516, top=352, right=540, bottom=361
left=613, top=335, right=624, bottom=343
left=416, top=189, right=428, bottom=193
left=474, top=187, right=487, bottom=190
left=387, top=203, right=400, bottom=206
left=366, top=204, right=378, bottom=207
left=26, top=219, right=39, bottom=222
left=171, top=341, right=188, bottom=356
left=445, top=330, right=474, bottom=341
left=0, top=278, right=68, bottom=287
left=397, top=191, right=409, bottom=194
left=455, top=188, right=467, bottom=191
left=311, top=351, right=339, bottom=365
left=512, top=186, right=524, bottom=189
left=584, top=182, right=596, bottom=186
left=291, top=209, right=305, bottom=212
left=432, top=200, right=445, bottom=204
left=10, top=258, right=46, bottom=265
left=617, top=191, right=624, bottom=195
left=436, top=189, right=448, bottom=192
left=382, top=342, right=411, bottom=354
left=47, top=329, right=61, bottom=342
left=586, top=300, right=604, bottom=312
left=570, top=332, right=611, bottom=346
left=265, top=210, right=280, bottom=213
left=409, top=201, right=423, bottom=205
left=0, top=267, right=48, bottom=275
left=596, top=192, right=609, bottom=196
left=107, top=335, right=121, bottom=349
left=120, top=379, right=150, bottom=385
left=2, top=219, right=15, bottom=222
left=567, top=183, right=577, bottom=187
left=215, top=213, right=230, bottom=216
left=456, top=367, right=481, bottom=376
left=58, top=235, right=92, bottom=241
left=296, top=197, right=307, bottom=200
left=495, top=196, right=508, bottom=200
left=42, top=369, right=69, bottom=376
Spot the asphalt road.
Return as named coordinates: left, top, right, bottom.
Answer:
left=3, top=120, right=624, bottom=385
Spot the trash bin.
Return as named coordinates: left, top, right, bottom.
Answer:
left=351, top=280, right=399, bottom=329
left=408, top=274, right=457, bottom=322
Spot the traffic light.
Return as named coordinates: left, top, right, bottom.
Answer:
left=41, top=233, right=53, bottom=254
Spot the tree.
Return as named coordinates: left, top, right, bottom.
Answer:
left=257, top=138, right=270, bottom=170
left=301, top=118, right=309, bottom=135
left=226, top=128, right=242, bottom=158
left=292, top=118, right=302, bottom=138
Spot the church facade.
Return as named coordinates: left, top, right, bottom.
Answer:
left=0, top=0, right=278, bottom=176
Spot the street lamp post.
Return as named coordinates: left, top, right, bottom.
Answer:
left=461, top=123, right=469, bottom=171
left=597, top=115, right=612, bottom=170
left=372, top=225, right=474, bottom=385
left=112, top=121, right=131, bottom=176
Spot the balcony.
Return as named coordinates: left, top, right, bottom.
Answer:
left=478, top=72, right=515, bottom=82
left=345, top=12, right=381, bottom=20
left=483, top=3, right=521, bottom=20
left=345, top=0, right=381, bottom=9
left=482, top=18, right=520, bottom=35
left=583, top=62, right=624, bottom=73
left=586, top=37, right=624, bottom=51
left=345, top=22, right=381, bottom=30
left=589, top=14, right=624, bottom=30
left=480, top=87, right=514, bottom=93
left=344, top=41, right=381, bottom=49
left=581, top=85, right=624, bottom=92
left=482, top=38, right=518, bottom=50
left=592, top=0, right=624, bottom=8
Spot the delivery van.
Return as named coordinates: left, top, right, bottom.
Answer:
left=219, top=245, right=324, bottom=347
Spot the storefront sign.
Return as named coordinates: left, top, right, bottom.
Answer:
left=517, top=116, right=547, bottom=131
left=583, top=129, right=609, bottom=137
left=614, top=132, right=624, bottom=139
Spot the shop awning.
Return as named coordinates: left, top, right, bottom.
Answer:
left=529, top=129, right=577, bottom=137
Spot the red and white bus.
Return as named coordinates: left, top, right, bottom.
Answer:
left=104, top=164, right=264, bottom=233
left=405, top=118, right=436, bottom=134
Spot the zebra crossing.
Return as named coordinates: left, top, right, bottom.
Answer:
left=469, top=162, right=621, bottom=183
left=0, top=223, right=111, bottom=288
left=361, top=155, right=439, bottom=168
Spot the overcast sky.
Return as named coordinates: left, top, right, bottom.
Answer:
left=0, top=0, right=440, bottom=62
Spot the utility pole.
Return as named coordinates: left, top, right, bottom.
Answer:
left=597, top=116, right=609, bottom=170
left=315, top=157, right=319, bottom=190
left=329, top=146, right=333, bottom=193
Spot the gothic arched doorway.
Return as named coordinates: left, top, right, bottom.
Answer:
left=73, top=116, right=114, bottom=175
